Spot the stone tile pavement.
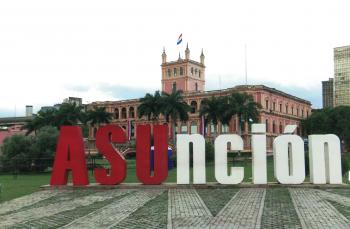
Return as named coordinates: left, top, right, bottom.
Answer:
left=1, top=187, right=350, bottom=228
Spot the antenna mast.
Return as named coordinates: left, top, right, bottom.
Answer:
left=245, top=44, right=248, bottom=85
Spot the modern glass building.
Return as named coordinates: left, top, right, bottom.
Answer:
left=334, top=45, right=350, bottom=106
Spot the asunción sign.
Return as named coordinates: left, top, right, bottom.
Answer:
left=50, top=123, right=345, bottom=186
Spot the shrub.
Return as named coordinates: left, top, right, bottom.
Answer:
left=205, top=140, right=215, bottom=162
left=0, top=126, right=59, bottom=172
left=342, top=155, right=350, bottom=176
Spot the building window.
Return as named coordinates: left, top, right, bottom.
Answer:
left=195, top=83, right=198, bottom=91
left=222, top=123, right=229, bottom=133
left=296, top=108, right=299, bottom=117
left=180, top=67, right=184, bottom=75
left=191, top=67, right=194, bottom=75
left=121, top=108, right=127, bottom=119
left=114, top=108, right=119, bottom=119
left=265, top=100, right=269, bottom=109
left=210, top=123, right=217, bottom=133
left=190, top=122, right=197, bottom=134
left=172, top=82, right=177, bottom=91
left=292, top=106, right=294, bottom=115
left=129, top=107, right=135, bottom=118
left=181, top=122, right=188, bottom=133
left=174, top=68, right=177, bottom=76
left=167, top=69, right=171, bottom=77
left=285, top=105, right=288, bottom=114
left=301, top=109, right=304, bottom=117
left=273, top=102, right=276, bottom=111
left=190, top=101, right=197, bottom=113
left=199, top=70, right=201, bottom=78
left=279, top=103, right=282, bottom=112
left=265, top=119, right=269, bottom=132
left=195, top=68, right=198, bottom=75
left=272, top=121, right=276, bottom=133
left=279, top=122, right=283, bottom=133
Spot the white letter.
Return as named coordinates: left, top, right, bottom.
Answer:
left=274, top=134, right=305, bottom=184
left=215, top=134, right=244, bottom=184
left=309, top=134, right=342, bottom=184
left=251, top=124, right=267, bottom=184
left=177, top=134, right=206, bottom=184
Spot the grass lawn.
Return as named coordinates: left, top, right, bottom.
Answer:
left=0, top=156, right=348, bottom=203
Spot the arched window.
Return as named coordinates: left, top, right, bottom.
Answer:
left=195, top=68, right=198, bottom=75
left=167, top=69, right=171, bottom=77
left=296, top=108, right=299, bottom=117
left=272, top=121, right=276, bottom=133
left=211, top=123, right=217, bottom=134
left=190, top=121, right=197, bottom=134
left=301, top=109, right=304, bottom=117
left=199, top=70, right=201, bottom=78
left=191, top=67, right=194, bottom=75
left=222, top=123, right=229, bottom=133
left=279, top=122, right=283, bottom=134
left=291, top=106, right=294, bottom=115
left=265, top=100, right=269, bottom=109
left=181, top=122, right=188, bottom=133
left=114, top=108, right=119, bottom=119
left=195, top=83, right=198, bottom=91
left=172, top=82, right=176, bottom=91
left=285, top=105, right=288, bottom=114
left=173, top=68, right=177, bottom=76
left=190, top=101, right=197, bottom=113
left=265, top=119, right=269, bottom=132
left=279, top=103, right=282, bottom=112
left=180, top=67, right=184, bottom=75
left=121, top=108, right=127, bottom=119
left=129, top=107, right=135, bottom=118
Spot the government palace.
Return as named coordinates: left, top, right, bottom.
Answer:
left=88, top=45, right=312, bottom=152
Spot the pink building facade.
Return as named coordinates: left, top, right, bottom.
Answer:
left=88, top=46, right=312, bottom=153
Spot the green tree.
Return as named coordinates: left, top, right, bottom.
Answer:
left=23, top=108, right=58, bottom=135
left=137, top=91, right=163, bottom=121
left=0, top=135, right=33, bottom=172
left=228, top=92, right=262, bottom=135
left=161, top=88, right=191, bottom=143
left=199, top=96, right=228, bottom=135
left=0, top=127, right=59, bottom=172
left=55, top=103, right=84, bottom=127
left=29, top=126, right=59, bottom=172
left=303, top=106, right=350, bottom=152
left=86, top=106, right=112, bottom=127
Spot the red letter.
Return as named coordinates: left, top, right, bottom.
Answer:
left=50, top=126, right=89, bottom=186
left=136, top=125, right=168, bottom=184
left=94, top=125, right=127, bottom=185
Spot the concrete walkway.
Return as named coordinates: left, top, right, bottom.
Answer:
left=1, top=187, right=350, bottom=228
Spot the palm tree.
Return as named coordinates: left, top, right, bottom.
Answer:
left=228, top=92, right=262, bottom=135
left=161, top=88, right=191, bottom=143
left=55, top=103, right=84, bottom=127
left=199, top=96, right=229, bottom=136
left=138, top=91, right=163, bottom=122
left=23, top=108, right=58, bottom=135
left=86, top=106, right=112, bottom=127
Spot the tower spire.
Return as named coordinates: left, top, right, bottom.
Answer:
left=162, top=47, right=167, bottom=64
left=185, top=42, right=190, bottom=60
left=200, top=48, right=205, bottom=65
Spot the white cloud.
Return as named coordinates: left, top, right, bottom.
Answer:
left=0, top=0, right=349, bottom=116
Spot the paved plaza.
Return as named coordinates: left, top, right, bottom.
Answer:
left=1, top=187, right=350, bottom=228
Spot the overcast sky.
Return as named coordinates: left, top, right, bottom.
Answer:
left=1, top=0, right=349, bottom=117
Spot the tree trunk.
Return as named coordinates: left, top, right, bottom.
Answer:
left=172, top=120, right=177, bottom=146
